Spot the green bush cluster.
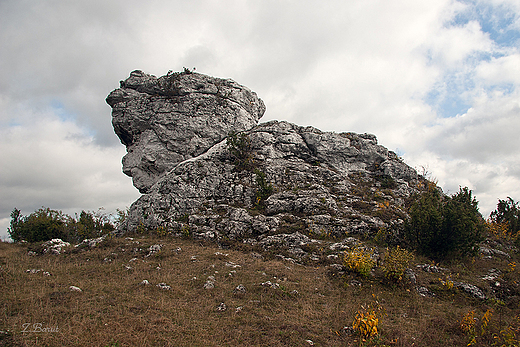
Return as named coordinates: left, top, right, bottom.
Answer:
left=405, top=186, right=485, bottom=260
left=8, top=207, right=118, bottom=243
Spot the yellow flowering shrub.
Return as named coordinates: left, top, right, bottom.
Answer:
left=344, top=247, right=375, bottom=277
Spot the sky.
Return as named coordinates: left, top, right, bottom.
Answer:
left=1, top=0, right=520, bottom=240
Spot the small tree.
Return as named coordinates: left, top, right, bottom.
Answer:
left=405, top=186, right=484, bottom=260
left=8, top=207, right=67, bottom=243
left=226, top=131, right=255, bottom=171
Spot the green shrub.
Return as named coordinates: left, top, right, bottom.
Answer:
left=489, top=197, right=520, bottom=246
left=226, top=131, right=255, bottom=171
left=8, top=207, right=115, bottom=243
left=8, top=208, right=68, bottom=243
left=405, top=186, right=484, bottom=260
left=254, top=169, right=273, bottom=207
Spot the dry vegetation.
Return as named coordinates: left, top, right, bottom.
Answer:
left=1, top=233, right=519, bottom=347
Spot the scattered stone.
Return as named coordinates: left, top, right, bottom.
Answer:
left=129, top=258, right=138, bottom=262
left=146, top=244, right=162, bottom=257
left=290, top=290, right=300, bottom=296
left=69, top=286, right=82, bottom=292
left=139, top=280, right=150, bottom=286
left=225, top=261, right=241, bottom=268
left=235, top=306, right=243, bottom=313
left=42, top=239, right=70, bottom=255
left=190, top=256, right=198, bottom=261
left=350, top=280, right=362, bottom=287
left=124, top=265, right=132, bottom=270
left=454, top=282, right=486, bottom=300
left=343, top=326, right=355, bottom=336
left=328, top=264, right=346, bottom=272
left=416, top=264, right=448, bottom=273
left=260, top=281, right=280, bottom=289
left=103, top=257, right=112, bottom=263
left=27, top=251, right=37, bottom=256
left=233, top=284, right=247, bottom=295
left=216, top=302, right=227, bottom=311
left=43, top=271, right=51, bottom=276
left=228, top=270, right=237, bottom=277
left=175, top=247, right=182, bottom=253
left=156, top=283, right=171, bottom=290
left=329, top=237, right=361, bottom=251
left=26, top=269, right=42, bottom=274
left=479, top=246, right=510, bottom=258
left=306, top=339, right=315, bottom=345
left=250, top=252, right=264, bottom=260
left=204, top=276, right=216, bottom=289
left=482, top=268, right=501, bottom=281
left=75, top=235, right=106, bottom=249
left=417, top=286, right=435, bottom=297
left=215, top=252, right=228, bottom=257
left=405, top=268, right=417, bottom=284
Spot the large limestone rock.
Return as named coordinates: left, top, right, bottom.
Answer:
left=107, top=70, right=265, bottom=193
left=107, top=70, right=422, bottom=244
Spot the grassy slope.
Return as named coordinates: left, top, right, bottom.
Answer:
left=0, top=234, right=519, bottom=347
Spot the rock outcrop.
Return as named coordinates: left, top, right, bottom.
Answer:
left=107, top=70, right=423, bottom=243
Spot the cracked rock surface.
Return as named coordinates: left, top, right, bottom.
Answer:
left=108, top=70, right=424, bottom=244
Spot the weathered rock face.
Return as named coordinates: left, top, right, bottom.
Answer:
left=107, top=70, right=265, bottom=193
left=107, top=70, right=423, bottom=244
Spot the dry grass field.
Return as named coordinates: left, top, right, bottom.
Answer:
left=0, top=233, right=519, bottom=346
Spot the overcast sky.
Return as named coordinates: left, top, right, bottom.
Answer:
left=1, top=0, right=520, bottom=240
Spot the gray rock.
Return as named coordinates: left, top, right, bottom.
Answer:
left=42, top=239, right=71, bottom=255
left=417, top=286, right=435, bottom=297
left=405, top=268, right=417, bottom=285
left=156, top=283, right=171, bottom=290
left=108, top=70, right=422, bottom=245
left=216, top=302, right=227, bottom=311
left=479, top=246, right=510, bottom=258
left=75, top=235, right=106, bottom=249
left=454, top=282, right=486, bottom=300
left=107, top=70, right=265, bottom=193
left=233, top=284, right=247, bottom=294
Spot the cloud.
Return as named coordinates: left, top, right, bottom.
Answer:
left=1, top=0, right=520, bottom=238
left=0, top=111, right=139, bottom=239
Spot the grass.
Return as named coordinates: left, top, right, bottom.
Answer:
left=0, top=233, right=519, bottom=346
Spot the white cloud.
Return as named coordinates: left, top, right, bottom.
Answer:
left=0, top=112, right=139, bottom=239
left=1, top=0, right=520, bottom=239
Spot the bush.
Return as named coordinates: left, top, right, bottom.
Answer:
left=344, top=247, right=375, bottom=277
left=381, top=246, right=414, bottom=283
left=352, top=295, right=386, bottom=339
left=8, top=207, right=115, bottom=243
left=254, top=169, right=274, bottom=207
left=226, top=131, right=255, bottom=171
left=8, top=208, right=67, bottom=243
left=405, top=186, right=485, bottom=260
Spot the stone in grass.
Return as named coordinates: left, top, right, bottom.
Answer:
left=233, top=284, right=246, bottom=295
left=216, top=302, right=227, bottom=311
left=139, top=280, right=150, bottom=286
left=156, top=283, right=171, bottom=290
left=260, top=281, right=280, bottom=289
left=69, top=286, right=82, bottom=292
